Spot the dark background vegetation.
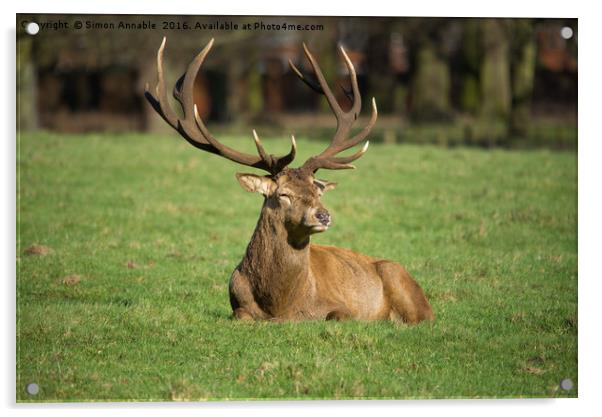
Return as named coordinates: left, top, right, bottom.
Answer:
left=17, top=14, right=577, bottom=149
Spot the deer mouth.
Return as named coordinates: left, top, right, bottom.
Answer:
left=306, top=218, right=330, bottom=233
left=309, top=224, right=328, bottom=233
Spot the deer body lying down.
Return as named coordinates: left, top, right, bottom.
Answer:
left=145, top=38, right=434, bottom=323
left=230, top=169, right=434, bottom=323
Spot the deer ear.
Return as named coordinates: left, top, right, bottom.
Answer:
left=314, top=179, right=338, bottom=193
left=236, top=173, right=277, bottom=196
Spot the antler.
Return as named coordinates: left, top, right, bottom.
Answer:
left=289, top=43, right=378, bottom=173
left=145, top=37, right=297, bottom=176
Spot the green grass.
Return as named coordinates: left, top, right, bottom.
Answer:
left=17, top=132, right=577, bottom=401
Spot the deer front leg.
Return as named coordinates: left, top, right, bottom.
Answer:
left=229, top=269, right=268, bottom=321
left=325, top=308, right=354, bottom=321
left=233, top=307, right=254, bottom=321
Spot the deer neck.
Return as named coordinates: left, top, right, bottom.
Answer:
left=239, top=202, right=312, bottom=313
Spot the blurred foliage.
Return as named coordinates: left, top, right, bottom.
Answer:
left=460, top=76, right=480, bottom=114
left=480, top=19, right=512, bottom=121
left=411, top=45, right=451, bottom=122
left=16, top=15, right=576, bottom=149
left=510, top=21, right=537, bottom=137
left=17, top=36, right=37, bottom=130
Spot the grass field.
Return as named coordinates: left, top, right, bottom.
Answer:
left=16, top=132, right=577, bottom=401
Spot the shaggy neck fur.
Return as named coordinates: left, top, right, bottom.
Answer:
left=239, top=199, right=312, bottom=315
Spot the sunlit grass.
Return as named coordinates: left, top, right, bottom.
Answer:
left=17, top=132, right=577, bottom=401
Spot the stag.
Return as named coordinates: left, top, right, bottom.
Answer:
left=145, top=38, right=434, bottom=323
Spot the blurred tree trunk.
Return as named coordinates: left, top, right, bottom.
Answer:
left=226, top=57, right=245, bottom=120
left=317, top=45, right=337, bottom=114
left=480, top=19, right=511, bottom=122
left=366, top=32, right=396, bottom=114
left=369, top=69, right=396, bottom=114
left=509, top=20, right=536, bottom=138
left=17, top=35, right=37, bottom=131
left=263, top=59, right=284, bottom=114
left=248, top=64, right=263, bottom=116
left=411, top=43, right=451, bottom=122
left=459, top=20, right=481, bottom=115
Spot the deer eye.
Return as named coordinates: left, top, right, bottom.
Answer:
left=278, top=194, right=292, bottom=205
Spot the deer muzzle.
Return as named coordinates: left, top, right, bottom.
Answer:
left=303, top=207, right=331, bottom=233
left=316, top=209, right=331, bottom=227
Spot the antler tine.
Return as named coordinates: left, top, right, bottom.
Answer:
left=329, top=140, right=370, bottom=165
left=278, top=134, right=298, bottom=172
left=144, top=37, right=179, bottom=130
left=292, top=43, right=378, bottom=173
left=289, top=51, right=356, bottom=106
left=299, top=43, right=344, bottom=119
left=338, top=45, right=361, bottom=118
left=253, top=129, right=271, bottom=163
left=302, top=141, right=370, bottom=172
left=331, top=97, right=378, bottom=155
left=145, top=37, right=297, bottom=176
left=179, top=39, right=214, bottom=124
left=145, top=37, right=215, bottom=151
left=288, top=59, right=324, bottom=95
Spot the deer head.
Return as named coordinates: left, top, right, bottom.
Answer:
left=235, top=170, right=337, bottom=247
left=144, top=38, right=377, bottom=245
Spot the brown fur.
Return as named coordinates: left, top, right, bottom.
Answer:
left=229, top=168, right=434, bottom=324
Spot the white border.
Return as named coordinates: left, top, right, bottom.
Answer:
left=5, top=0, right=582, bottom=17
left=3, top=1, right=599, bottom=417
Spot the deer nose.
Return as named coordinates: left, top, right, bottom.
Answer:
left=316, top=210, right=331, bottom=226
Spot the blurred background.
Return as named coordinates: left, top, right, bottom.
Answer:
left=17, top=15, right=577, bottom=149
